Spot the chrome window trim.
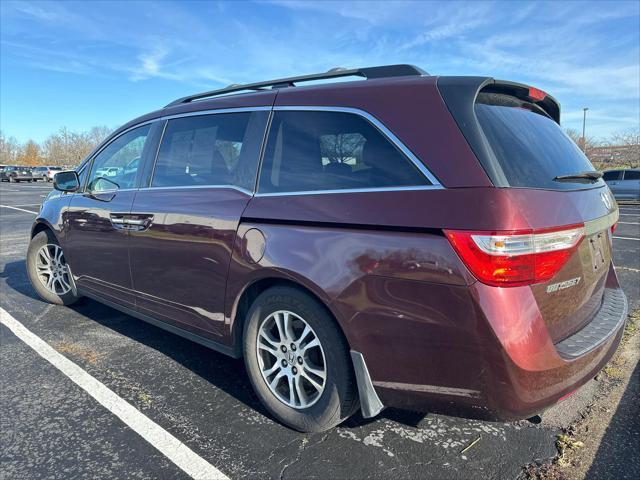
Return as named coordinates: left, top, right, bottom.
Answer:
left=159, top=106, right=271, bottom=122
left=270, top=105, right=442, bottom=187
left=89, top=105, right=444, bottom=196
left=255, top=185, right=440, bottom=197
left=144, top=184, right=253, bottom=196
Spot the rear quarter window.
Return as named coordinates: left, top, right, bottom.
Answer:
left=475, top=94, right=603, bottom=190
left=258, top=110, right=429, bottom=194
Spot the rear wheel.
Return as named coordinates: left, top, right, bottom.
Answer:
left=243, top=286, right=358, bottom=432
left=27, top=230, right=80, bottom=305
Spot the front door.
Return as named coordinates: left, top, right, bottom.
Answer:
left=128, top=110, right=269, bottom=339
left=64, top=123, right=155, bottom=308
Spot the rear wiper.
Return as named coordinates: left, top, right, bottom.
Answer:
left=553, top=171, right=603, bottom=183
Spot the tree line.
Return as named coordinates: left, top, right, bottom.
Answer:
left=0, top=126, right=112, bottom=167
left=1, top=125, right=637, bottom=169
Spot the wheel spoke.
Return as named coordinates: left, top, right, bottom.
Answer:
left=301, top=337, right=320, bottom=353
left=297, top=325, right=312, bottom=344
left=287, top=375, right=296, bottom=405
left=302, top=368, right=324, bottom=392
left=59, top=275, right=72, bottom=292
left=258, top=331, right=279, bottom=355
left=269, top=370, right=285, bottom=389
left=54, top=246, right=64, bottom=264
left=294, top=375, right=309, bottom=407
left=303, top=364, right=326, bottom=382
left=274, top=312, right=287, bottom=342
left=262, top=362, right=281, bottom=377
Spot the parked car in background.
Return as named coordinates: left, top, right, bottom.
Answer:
left=1, top=166, right=33, bottom=182
left=602, top=169, right=640, bottom=202
left=31, top=166, right=64, bottom=182
left=28, top=65, right=627, bottom=432
left=95, top=166, right=120, bottom=177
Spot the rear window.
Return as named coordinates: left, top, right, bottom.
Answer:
left=475, top=93, right=603, bottom=190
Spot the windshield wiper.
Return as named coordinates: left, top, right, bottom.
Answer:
left=553, top=171, right=603, bottom=183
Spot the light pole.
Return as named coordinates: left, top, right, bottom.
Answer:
left=581, top=107, right=589, bottom=152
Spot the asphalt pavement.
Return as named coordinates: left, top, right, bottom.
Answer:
left=1, top=181, right=638, bottom=480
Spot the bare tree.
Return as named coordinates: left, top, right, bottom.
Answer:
left=320, top=133, right=365, bottom=164
left=564, top=128, right=599, bottom=152
left=609, top=128, right=640, bottom=168
left=0, top=131, right=21, bottom=165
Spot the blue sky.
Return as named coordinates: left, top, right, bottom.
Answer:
left=1, top=0, right=639, bottom=143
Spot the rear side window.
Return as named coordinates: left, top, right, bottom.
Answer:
left=153, top=111, right=268, bottom=191
left=624, top=170, right=640, bottom=180
left=602, top=171, right=622, bottom=181
left=475, top=94, right=603, bottom=190
left=258, top=111, right=428, bottom=194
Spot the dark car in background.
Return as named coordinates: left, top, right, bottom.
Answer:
left=1, top=166, right=33, bottom=182
left=602, top=168, right=640, bottom=202
left=27, top=65, right=627, bottom=432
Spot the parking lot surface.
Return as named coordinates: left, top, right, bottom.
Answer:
left=1, top=182, right=638, bottom=479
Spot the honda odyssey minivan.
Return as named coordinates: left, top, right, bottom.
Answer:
left=28, top=65, right=627, bottom=432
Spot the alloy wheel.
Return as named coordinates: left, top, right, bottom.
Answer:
left=256, top=310, right=327, bottom=409
left=35, top=244, right=72, bottom=295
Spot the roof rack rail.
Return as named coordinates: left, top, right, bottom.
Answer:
left=165, top=64, right=428, bottom=107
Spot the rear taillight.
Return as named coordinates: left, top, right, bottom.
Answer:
left=445, top=224, right=585, bottom=287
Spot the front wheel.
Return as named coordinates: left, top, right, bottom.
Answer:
left=27, top=230, right=80, bottom=305
left=243, top=286, right=358, bottom=432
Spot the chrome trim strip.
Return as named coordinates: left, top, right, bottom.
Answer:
left=584, top=209, right=619, bottom=236
left=159, top=106, right=271, bottom=122
left=255, top=185, right=440, bottom=197
left=350, top=351, right=384, bottom=418
left=372, top=380, right=482, bottom=399
left=144, top=184, right=253, bottom=196
left=272, top=105, right=442, bottom=187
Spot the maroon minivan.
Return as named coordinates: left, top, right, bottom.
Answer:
left=28, top=65, right=627, bottom=432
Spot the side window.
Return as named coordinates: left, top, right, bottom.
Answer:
left=258, top=111, right=429, bottom=194
left=623, top=170, right=640, bottom=180
left=152, top=111, right=268, bottom=190
left=76, top=164, right=89, bottom=191
left=87, top=125, right=151, bottom=192
left=602, top=171, right=622, bottom=181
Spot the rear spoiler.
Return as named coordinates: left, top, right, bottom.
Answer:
left=437, top=77, right=562, bottom=187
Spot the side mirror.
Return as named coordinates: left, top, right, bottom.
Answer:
left=53, top=171, right=80, bottom=192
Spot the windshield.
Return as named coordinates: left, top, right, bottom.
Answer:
left=475, top=96, right=602, bottom=190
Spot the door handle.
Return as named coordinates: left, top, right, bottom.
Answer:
left=125, top=214, right=154, bottom=231
left=109, top=213, right=128, bottom=230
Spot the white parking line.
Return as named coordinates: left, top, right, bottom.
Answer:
left=0, top=205, right=38, bottom=214
left=613, top=236, right=640, bottom=241
left=11, top=203, right=42, bottom=207
left=618, top=222, right=640, bottom=225
left=619, top=214, right=639, bottom=217
left=0, top=307, right=228, bottom=480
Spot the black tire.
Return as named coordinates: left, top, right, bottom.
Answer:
left=27, top=230, right=80, bottom=305
left=243, top=286, right=359, bottom=432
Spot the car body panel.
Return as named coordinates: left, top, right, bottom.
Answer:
left=129, top=187, right=252, bottom=338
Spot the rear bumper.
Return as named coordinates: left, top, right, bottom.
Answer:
left=357, top=266, right=627, bottom=421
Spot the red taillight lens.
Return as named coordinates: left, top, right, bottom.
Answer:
left=445, top=224, right=585, bottom=287
left=611, top=222, right=618, bottom=233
